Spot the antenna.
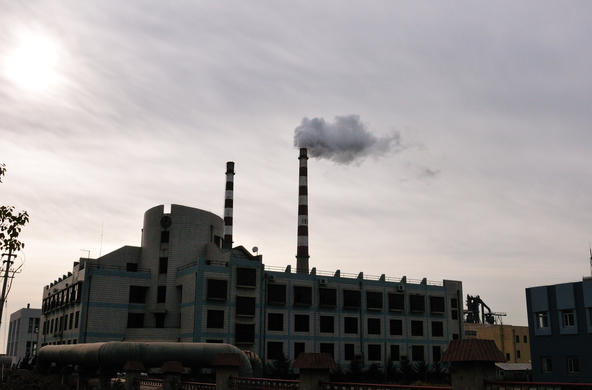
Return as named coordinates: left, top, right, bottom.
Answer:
left=99, top=223, right=104, bottom=258
left=80, top=249, right=90, bottom=259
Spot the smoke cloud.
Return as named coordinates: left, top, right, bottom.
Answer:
left=294, top=115, right=401, bottom=164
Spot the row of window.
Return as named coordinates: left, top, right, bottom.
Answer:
left=535, top=309, right=589, bottom=330
left=42, top=283, right=82, bottom=314
left=541, top=356, right=580, bottom=374
left=41, top=339, right=77, bottom=347
left=42, top=311, right=80, bottom=335
left=129, top=285, right=183, bottom=304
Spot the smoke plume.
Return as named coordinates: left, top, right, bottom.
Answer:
left=294, top=115, right=401, bottom=164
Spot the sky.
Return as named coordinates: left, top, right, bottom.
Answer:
left=1, top=1, right=592, bottom=350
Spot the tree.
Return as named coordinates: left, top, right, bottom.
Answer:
left=0, top=163, right=30, bottom=328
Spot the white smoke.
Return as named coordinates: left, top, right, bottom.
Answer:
left=294, top=115, right=401, bottom=164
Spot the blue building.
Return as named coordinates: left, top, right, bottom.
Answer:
left=525, top=277, right=592, bottom=382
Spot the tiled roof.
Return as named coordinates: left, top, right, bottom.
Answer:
left=293, top=353, right=337, bottom=370
left=441, top=339, right=505, bottom=363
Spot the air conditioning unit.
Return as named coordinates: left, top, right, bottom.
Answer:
left=397, top=285, right=405, bottom=292
left=319, top=278, right=328, bottom=286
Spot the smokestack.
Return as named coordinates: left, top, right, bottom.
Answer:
left=296, top=148, right=309, bottom=274
left=223, top=161, right=235, bottom=250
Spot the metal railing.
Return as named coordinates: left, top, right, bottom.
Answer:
left=85, top=262, right=151, bottom=273
left=231, top=376, right=300, bottom=389
left=485, top=380, right=592, bottom=390
left=321, top=382, right=451, bottom=390
left=140, top=378, right=216, bottom=389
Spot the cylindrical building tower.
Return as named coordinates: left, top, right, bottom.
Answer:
left=223, top=161, right=235, bottom=250
left=296, top=148, right=309, bottom=274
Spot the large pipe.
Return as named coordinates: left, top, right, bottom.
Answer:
left=296, top=148, right=309, bottom=274
left=38, top=342, right=252, bottom=376
left=223, top=161, right=235, bottom=250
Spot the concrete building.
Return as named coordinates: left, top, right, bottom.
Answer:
left=525, top=277, right=592, bottom=382
left=6, top=305, right=40, bottom=365
left=464, top=323, right=530, bottom=363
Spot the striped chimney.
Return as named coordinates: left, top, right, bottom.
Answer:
left=223, top=161, right=235, bottom=250
left=296, top=148, right=310, bottom=274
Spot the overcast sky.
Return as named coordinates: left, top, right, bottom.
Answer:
left=1, top=1, right=591, bottom=349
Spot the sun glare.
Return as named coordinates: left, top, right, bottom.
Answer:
left=4, top=32, right=59, bottom=92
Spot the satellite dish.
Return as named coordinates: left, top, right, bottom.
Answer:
left=252, top=246, right=258, bottom=254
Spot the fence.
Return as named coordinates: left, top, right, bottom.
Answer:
left=321, top=382, right=451, bottom=390
left=230, top=376, right=300, bottom=389
left=140, top=378, right=216, bottom=389
left=485, top=381, right=592, bottom=390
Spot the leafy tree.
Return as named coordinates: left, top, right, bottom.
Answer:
left=265, top=353, right=292, bottom=378
left=413, top=360, right=428, bottom=382
left=399, top=356, right=414, bottom=383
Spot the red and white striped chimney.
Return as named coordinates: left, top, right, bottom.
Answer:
left=296, top=148, right=310, bottom=274
left=223, top=161, right=235, bottom=250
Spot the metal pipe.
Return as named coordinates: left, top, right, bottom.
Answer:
left=296, top=148, right=309, bottom=274
left=223, top=162, right=235, bottom=250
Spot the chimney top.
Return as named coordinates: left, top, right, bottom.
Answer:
left=226, top=161, right=235, bottom=173
left=27, top=303, right=30, bottom=309
left=299, top=148, right=308, bottom=159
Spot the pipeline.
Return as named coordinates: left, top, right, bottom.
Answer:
left=38, top=342, right=253, bottom=376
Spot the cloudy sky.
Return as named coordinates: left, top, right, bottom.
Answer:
left=1, top=1, right=591, bottom=348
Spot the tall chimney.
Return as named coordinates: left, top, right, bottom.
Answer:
left=296, top=148, right=309, bottom=274
left=223, top=161, right=235, bottom=250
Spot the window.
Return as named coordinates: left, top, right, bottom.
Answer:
left=28, top=318, right=33, bottom=333
left=542, top=356, right=552, bottom=373
left=267, top=284, right=286, bottom=305
left=515, top=335, right=520, bottom=343
left=126, top=263, right=138, bottom=272
left=409, top=295, right=425, bottom=313
left=159, top=257, right=168, bottom=274
left=451, top=309, right=458, bottom=320
left=75, top=311, right=80, bottom=328
left=344, top=317, right=358, bottom=334
left=388, top=293, right=405, bottom=311
left=320, top=343, right=334, bottom=358
left=267, top=342, right=283, bottom=360
left=157, top=286, right=167, bottom=303
left=207, top=279, right=228, bottom=301
left=429, top=296, right=445, bottom=313
left=411, top=320, right=423, bottom=336
left=319, top=288, right=337, bottom=307
left=411, top=345, right=424, bottom=361
left=390, top=345, right=400, bottom=361
left=451, top=298, right=458, bottom=308
left=343, top=290, right=361, bottom=308
left=176, top=285, right=183, bottom=304
left=536, top=312, right=549, bottom=328
left=206, top=339, right=223, bottom=343
left=127, top=313, right=144, bottom=328
left=562, top=310, right=575, bottom=327
left=567, top=357, right=579, bottom=373
left=295, top=314, right=309, bottom=332
left=320, top=316, right=334, bottom=333
left=294, top=342, right=305, bottom=359
left=155, top=313, right=165, bottom=328
left=523, top=335, right=527, bottom=343
left=516, top=350, right=521, bottom=359
left=432, top=346, right=441, bottom=362
left=390, top=319, right=403, bottom=336
left=506, top=353, right=510, bottom=361
left=129, top=286, right=147, bottom=303
left=160, top=230, right=169, bottom=243
left=344, top=344, right=355, bottom=361
left=207, top=310, right=224, bottom=329
left=366, top=291, right=383, bottom=310
left=69, top=313, right=74, bottom=330
left=237, top=268, right=257, bottom=287
left=367, top=318, right=381, bottom=335
left=432, top=321, right=443, bottom=337
left=368, top=344, right=381, bottom=361
left=236, top=296, right=256, bottom=316
left=268, top=313, right=284, bottom=331
left=235, top=323, right=255, bottom=344
left=293, top=286, right=312, bottom=306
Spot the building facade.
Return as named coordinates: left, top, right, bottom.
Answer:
left=525, top=278, right=592, bottom=382
left=464, top=323, right=531, bottom=363
left=40, top=204, right=463, bottom=369
left=6, top=305, right=40, bottom=365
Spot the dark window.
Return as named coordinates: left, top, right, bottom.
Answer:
left=388, top=293, right=405, bottom=311
left=294, top=314, right=310, bottom=332
left=433, top=346, right=441, bottom=362
left=237, top=268, right=257, bottom=287
left=344, top=344, right=355, bottom=361
left=523, top=335, right=527, bottom=343
left=344, top=317, right=358, bottom=334
left=367, top=318, right=381, bottom=335
left=293, top=286, right=312, bottom=306
left=267, top=313, right=283, bottom=331
left=432, top=321, right=444, bottom=337
left=69, top=313, right=73, bottom=330
left=207, top=279, right=228, bottom=301
left=411, top=320, right=423, bottom=336
left=126, top=263, right=138, bottom=272
left=155, top=286, right=166, bottom=303
left=320, top=343, right=334, bottom=358
left=267, top=342, right=283, bottom=360
left=129, top=286, right=147, bottom=303
left=542, top=356, right=552, bottom=373
left=159, top=257, right=168, bottom=274
left=235, top=323, right=255, bottom=344
left=343, top=290, right=361, bottom=308
left=366, top=291, right=383, bottom=310
left=506, top=353, right=510, bottom=361
left=390, top=345, right=400, bottom=361
left=515, top=335, right=520, bottom=343
left=516, top=350, right=521, bottom=359
left=206, top=339, right=223, bottom=343
left=429, top=296, right=445, bottom=313
left=160, top=231, right=169, bottom=243
left=267, top=284, right=286, bottom=305
left=319, top=288, right=337, bottom=306
left=127, top=313, right=144, bottom=328
left=320, top=316, right=334, bottom=333
left=176, top=285, right=183, bottom=304
left=236, top=296, right=256, bottom=316
left=452, top=333, right=459, bottom=340
left=452, top=309, right=458, bottom=320
left=75, top=311, right=80, bottom=328
left=390, top=319, right=403, bottom=336
left=409, top=295, right=425, bottom=312
left=294, top=342, right=305, bottom=359
left=568, top=356, right=579, bottom=373
left=451, top=298, right=458, bottom=308
left=155, top=313, right=165, bottom=328
left=368, top=344, right=381, bottom=361
left=207, top=310, right=224, bottom=328
left=412, top=345, right=424, bottom=361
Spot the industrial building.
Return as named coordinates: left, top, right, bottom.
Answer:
left=464, top=323, right=530, bottom=363
left=6, top=304, right=40, bottom=365
left=39, top=149, right=463, bottom=369
left=525, top=277, right=592, bottom=382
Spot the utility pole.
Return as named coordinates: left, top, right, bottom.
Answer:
left=0, top=249, right=16, bottom=328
